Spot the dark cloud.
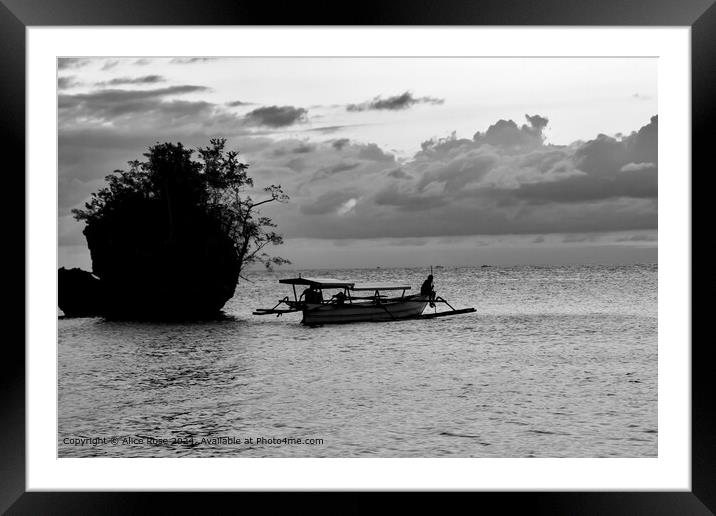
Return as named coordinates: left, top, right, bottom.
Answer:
left=346, top=91, right=444, bottom=112
left=387, top=168, right=411, bottom=179
left=332, top=138, right=350, bottom=150
left=418, top=132, right=474, bottom=158
left=292, top=143, right=315, bottom=154
left=312, top=161, right=361, bottom=180
left=473, top=114, right=548, bottom=149
left=58, top=58, right=91, bottom=70
left=306, top=125, right=351, bottom=134
left=356, top=143, right=395, bottom=162
left=526, top=114, right=549, bottom=130
left=514, top=167, right=656, bottom=204
left=512, top=115, right=658, bottom=204
left=416, top=149, right=498, bottom=193
left=97, top=75, right=165, bottom=86
left=59, top=85, right=211, bottom=119
left=270, top=142, right=315, bottom=157
left=58, top=76, right=81, bottom=90
left=101, top=60, right=120, bottom=71
left=374, top=184, right=448, bottom=212
left=244, top=105, right=308, bottom=127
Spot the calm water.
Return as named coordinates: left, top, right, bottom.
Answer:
left=58, top=264, right=657, bottom=457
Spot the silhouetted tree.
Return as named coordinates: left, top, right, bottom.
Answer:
left=72, top=138, right=289, bottom=318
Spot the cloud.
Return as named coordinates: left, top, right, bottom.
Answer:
left=346, top=91, right=444, bottom=112
left=244, top=105, right=308, bottom=127
left=415, top=148, right=498, bottom=193
left=277, top=114, right=657, bottom=239
left=510, top=116, right=658, bottom=204
left=97, top=75, right=165, bottom=86
left=387, top=168, right=411, bottom=179
left=169, top=58, right=218, bottom=64
left=59, top=85, right=212, bottom=120
left=332, top=138, right=350, bottom=150
left=304, top=125, right=353, bottom=134
left=57, top=85, right=260, bottom=215
left=226, top=100, right=255, bottom=107
left=356, top=143, right=395, bottom=162
left=472, top=114, right=548, bottom=149
left=101, top=60, right=120, bottom=71
left=374, top=184, right=448, bottom=211
left=58, top=76, right=81, bottom=90
left=57, top=76, right=658, bottom=246
left=301, top=190, right=360, bottom=215
left=311, top=161, right=361, bottom=180
left=58, top=58, right=91, bottom=70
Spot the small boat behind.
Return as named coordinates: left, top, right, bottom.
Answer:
left=253, top=276, right=475, bottom=325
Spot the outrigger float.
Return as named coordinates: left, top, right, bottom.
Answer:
left=253, top=276, right=476, bottom=325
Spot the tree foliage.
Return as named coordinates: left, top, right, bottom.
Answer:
left=73, top=138, right=290, bottom=277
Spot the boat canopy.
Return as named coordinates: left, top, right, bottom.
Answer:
left=350, top=283, right=411, bottom=292
left=279, top=278, right=412, bottom=291
left=279, top=277, right=355, bottom=289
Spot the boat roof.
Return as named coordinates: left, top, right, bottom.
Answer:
left=350, top=283, right=411, bottom=292
left=279, top=277, right=354, bottom=288
left=278, top=277, right=412, bottom=291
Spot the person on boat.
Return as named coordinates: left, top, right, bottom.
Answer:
left=420, top=274, right=436, bottom=307
left=301, top=287, right=310, bottom=303
left=302, top=287, right=323, bottom=304
left=332, top=291, right=347, bottom=305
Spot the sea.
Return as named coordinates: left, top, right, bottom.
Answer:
left=58, top=264, right=657, bottom=458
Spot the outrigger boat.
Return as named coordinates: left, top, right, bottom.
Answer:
left=253, top=276, right=476, bottom=325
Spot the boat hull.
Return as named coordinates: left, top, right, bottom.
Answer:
left=301, top=295, right=429, bottom=325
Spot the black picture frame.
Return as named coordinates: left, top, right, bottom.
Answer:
left=2, top=0, right=710, bottom=512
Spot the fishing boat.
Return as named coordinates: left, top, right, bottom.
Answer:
left=253, top=276, right=475, bottom=325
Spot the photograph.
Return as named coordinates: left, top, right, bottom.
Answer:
left=57, top=56, right=658, bottom=459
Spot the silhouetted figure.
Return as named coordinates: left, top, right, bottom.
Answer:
left=332, top=291, right=347, bottom=304
left=420, top=274, right=436, bottom=307
left=303, top=288, right=323, bottom=304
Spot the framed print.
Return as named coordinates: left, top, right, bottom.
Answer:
left=3, top=0, right=712, bottom=512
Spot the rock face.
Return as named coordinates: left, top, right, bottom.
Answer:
left=58, top=267, right=105, bottom=317
left=83, top=207, right=240, bottom=319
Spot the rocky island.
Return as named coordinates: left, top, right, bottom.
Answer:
left=61, top=139, right=288, bottom=319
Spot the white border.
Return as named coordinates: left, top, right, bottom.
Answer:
left=28, top=27, right=690, bottom=490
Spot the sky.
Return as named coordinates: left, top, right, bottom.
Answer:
left=58, top=57, right=658, bottom=269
